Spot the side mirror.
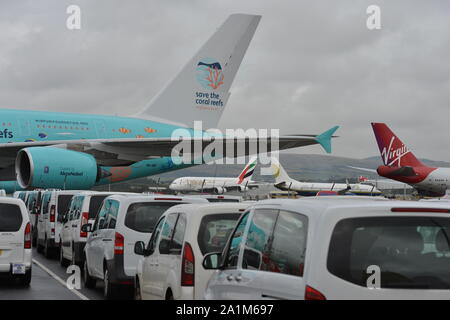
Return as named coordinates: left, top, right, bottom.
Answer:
left=202, top=252, right=222, bottom=270
left=81, top=223, right=92, bottom=233
left=134, top=241, right=146, bottom=256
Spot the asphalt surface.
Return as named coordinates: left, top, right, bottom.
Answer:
left=0, top=248, right=113, bottom=300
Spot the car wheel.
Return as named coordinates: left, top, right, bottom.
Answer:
left=59, top=242, right=69, bottom=267
left=44, top=237, right=52, bottom=259
left=103, top=267, right=116, bottom=299
left=19, top=268, right=32, bottom=287
left=83, top=260, right=96, bottom=289
left=134, top=279, right=142, bottom=300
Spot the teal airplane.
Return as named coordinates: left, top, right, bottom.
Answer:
left=0, top=14, right=338, bottom=193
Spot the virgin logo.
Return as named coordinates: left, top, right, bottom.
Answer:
left=381, top=136, right=410, bottom=166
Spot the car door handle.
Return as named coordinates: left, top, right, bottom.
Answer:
left=72, top=224, right=77, bottom=227
left=64, top=226, right=69, bottom=229
left=102, top=239, right=112, bottom=242
left=261, top=294, right=286, bottom=300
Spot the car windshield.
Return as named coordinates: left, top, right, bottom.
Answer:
left=197, top=213, right=241, bottom=255
left=124, top=202, right=183, bottom=233
left=0, top=203, right=23, bottom=232
left=328, top=216, right=450, bottom=289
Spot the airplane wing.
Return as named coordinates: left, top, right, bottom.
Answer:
left=347, top=166, right=378, bottom=173
left=0, top=126, right=339, bottom=167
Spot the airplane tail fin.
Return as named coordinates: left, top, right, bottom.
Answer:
left=270, top=157, right=292, bottom=184
left=371, top=123, right=425, bottom=167
left=138, top=14, right=261, bottom=129
left=237, top=156, right=257, bottom=184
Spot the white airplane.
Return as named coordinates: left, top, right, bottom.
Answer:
left=169, top=156, right=259, bottom=194
left=271, top=158, right=382, bottom=196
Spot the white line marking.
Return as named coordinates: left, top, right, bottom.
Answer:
left=32, top=258, right=90, bottom=300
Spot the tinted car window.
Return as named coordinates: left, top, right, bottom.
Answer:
left=225, top=212, right=250, bottom=269
left=159, top=213, right=178, bottom=254
left=125, top=202, right=182, bottom=233
left=88, top=196, right=109, bottom=220
left=197, top=213, right=240, bottom=255
left=0, top=204, right=23, bottom=232
left=265, top=210, right=308, bottom=277
left=147, top=217, right=165, bottom=254
left=328, top=216, right=450, bottom=289
left=41, top=192, right=51, bottom=215
left=57, top=195, right=74, bottom=217
left=106, top=200, right=120, bottom=229
left=242, top=209, right=278, bottom=270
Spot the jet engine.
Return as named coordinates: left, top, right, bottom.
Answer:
left=16, top=147, right=100, bottom=190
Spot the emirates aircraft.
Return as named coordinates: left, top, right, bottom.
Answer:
left=372, top=123, right=450, bottom=197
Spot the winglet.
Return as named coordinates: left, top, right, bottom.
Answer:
left=315, top=126, right=339, bottom=154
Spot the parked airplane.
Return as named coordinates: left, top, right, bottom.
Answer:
left=169, top=156, right=260, bottom=194
left=347, top=169, right=414, bottom=196
left=0, top=14, right=338, bottom=194
left=372, top=122, right=450, bottom=197
left=271, top=157, right=381, bottom=196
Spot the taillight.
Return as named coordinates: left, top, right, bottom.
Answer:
left=24, top=222, right=31, bottom=249
left=305, top=285, right=326, bottom=300
left=50, top=205, right=56, bottom=222
left=114, top=232, right=124, bottom=255
left=80, top=212, right=89, bottom=238
left=181, top=242, right=195, bottom=286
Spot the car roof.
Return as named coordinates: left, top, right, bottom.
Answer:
left=72, top=191, right=138, bottom=197
left=103, top=194, right=209, bottom=204
left=163, top=202, right=251, bottom=216
left=0, top=196, right=27, bottom=206
left=252, top=196, right=450, bottom=218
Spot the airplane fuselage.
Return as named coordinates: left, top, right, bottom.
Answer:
left=0, top=108, right=196, bottom=191
left=275, top=180, right=381, bottom=196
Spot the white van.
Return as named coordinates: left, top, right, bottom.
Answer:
left=204, top=197, right=450, bottom=300
left=36, top=190, right=81, bottom=258
left=0, top=197, right=32, bottom=286
left=134, top=203, right=248, bottom=300
left=82, top=195, right=209, bottom=299
left=59, top=191, right=137, bottom=267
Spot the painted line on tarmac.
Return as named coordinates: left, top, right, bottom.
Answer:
left=32, top=258, right=89, bottom=300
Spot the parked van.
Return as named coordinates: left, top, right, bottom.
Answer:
left=59, top=191, right=137, bottom=267
left=134, top=202, right=248, bottom=300
left=36, top=190, right=81, bottom=258
left=204, top=197, right=450, bottom=300
left=82, top=195, right=208, bottom=299
left=0, top=197, right=32, bottom=286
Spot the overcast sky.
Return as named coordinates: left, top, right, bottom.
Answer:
left=1, top=0, right=449, bottom=160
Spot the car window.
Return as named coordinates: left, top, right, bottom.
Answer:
left=147, top=217, right=165, bottom=254
left=41, top=192, right=51, bottom=215
left=159, top=213, right=178, bottom=254
left=96, top=200, right=111, bottom=230
left=224, top=211, right=250, bottom=269
left=170, top=214, right=187, bottom=254
left=73, top=196, right=85, bottom=220
left=0, top=204, right=23, bottom=232
left=197, top=213, right=241, bottom=256
left=88, top=195, right=109, bottom=220
left=106, top=200, right=120, bottom=229
left=263, top=210, right=308, bottom=277
left=57, top=194, right=74, bottom=218
left=327, top=216, right=450, bottom=289
left=124, top=202, right=177, bottom=233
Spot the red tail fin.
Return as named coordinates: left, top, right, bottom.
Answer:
left=371, top=123, right=425, bottom=167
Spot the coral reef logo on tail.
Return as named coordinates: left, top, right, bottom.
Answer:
left=196, top=58, right=224, bottom=90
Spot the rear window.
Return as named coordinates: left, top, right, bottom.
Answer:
left=124, top=202, right=183, bottom=233
left=88, top=195, right=109, bottom=219
left=0, top=204, right=23, bottom=232
left=328, top=216, right=450, bottom=289
left=197, top=213, right=241, bottom=255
